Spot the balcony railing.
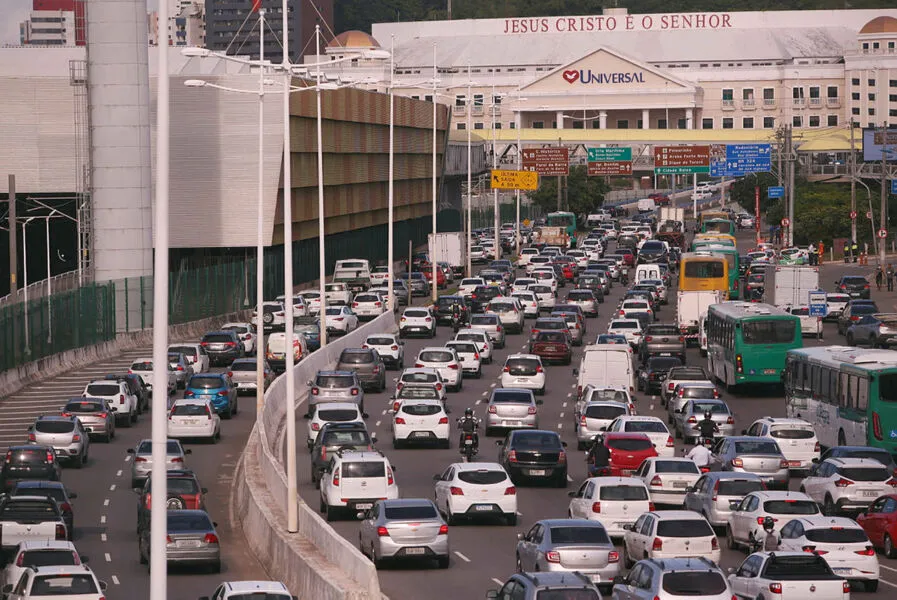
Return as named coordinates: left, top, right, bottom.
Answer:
left=826, top=97, right=841, bottom=108
left=809, top=97, right=822, bottom=107
left=763, top=98, right=776, bottom=109
left=471, top=105, right=484, bottom=116
left=742, top=98, right=756, bottom=110
left=792, top=98, right=806, bottom=107
left=452, top=105, right=466, bottom=116
left=722, top=99, right=735, bottom=110
left=490, top=106, right=501, bottom=116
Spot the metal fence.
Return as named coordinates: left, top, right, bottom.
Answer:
left=471, top=202, right=543, bottom=230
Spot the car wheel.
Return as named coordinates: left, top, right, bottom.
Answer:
left=823, top=495, right=837, bottom=516
left=726, top=525, right=739, bottom=550
left=326, top=505, right=338, bottom=522
left=847, top=333, right=855, bottom=346
left=73, top=454, right=83, bottom=469
left=446, top=506, right=457, bottom=526
left=623, top=545, right=634, bottom=568
left=209, top=560, right=221, bottom=574
left=866, top=580, right=879, bottom=593
left=555, top=473, right=567, bottom=488
left=222, top=407, right=233, bottom=420
left=506, top=513, right=517, bottom=526
left=885, top=534, right=896, bottom=559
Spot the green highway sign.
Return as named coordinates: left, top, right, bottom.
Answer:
left=655, top=166, right=711, bottom=175
left=587, top=147, right=632, bottom=162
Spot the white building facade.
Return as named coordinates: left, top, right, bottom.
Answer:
left=19, top=10, right=76, bottom=46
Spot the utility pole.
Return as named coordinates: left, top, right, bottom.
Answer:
left=7, top=175, right=16, bottom=297
left=776, top=128, right=784, bottom=188
left=786, top=125, right=795, bottom=247
left=556, top=137, right=562, bottom=211
left=850, top=121, right=857, bottom=244
left=881, top=122, right=888, bottom=267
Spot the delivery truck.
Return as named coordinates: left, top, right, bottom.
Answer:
left=763, top=265, right=820, bottom=308
left=428, top=232, right=467, bottom=276
left=677, top=289, right=724, bottom=345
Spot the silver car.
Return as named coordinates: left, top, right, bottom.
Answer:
left=575, top=401, right=631, bottom=451
left=306, top=371, right=365, bottom=417
left=515, top=519, right=620, bottom=594
left=139, top=509, right=220, bottom=572
left=710, top=436, right=790, bottom=490
left=672, top=398, right=736, bottom=445
left=168, top=352, right=194, bottom=389
left=565, top=289, right=600, bottom=318
left=62, top=398, right=115, bottom=443
left=27, top=415, right=89, bottom=468
left=485, top=388, right=540, bottom=435
left=228, top=357, right=275, bottom=395
left=683, top=472, right=765, bottom=528
left=358, top=498, right=450, bottom=569
left=126, top=438, right=191, bottom=489
left=468, top=313, right=506, bottom=349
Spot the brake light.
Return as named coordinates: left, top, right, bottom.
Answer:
left=332, top=469, right=340, bottom=486
left=488, top=405, right=497, bottom=414
left=668, top=382, right=675, bottom=391
left=652, top=537, right=663, bottom=551
left=711, top=536, right=719, bottom=550
left=377, top=526, right=389, bottom=537
left=769, top=583, right=782, bottom=594
left=873, top=411, right=883, bottom=441
left=686, top=416, right=697, bottom=424
left=184, top=391, right=195, bottom=398
left=28, top=433, right=36, bottom=442
left=545, top=551, right=561, bottom=563
left=678, top=336, right=685, bottom=343
left=527, top=406, right=537, bottom=415
left=856, top=546, right=875, bottom=556
left=72, top=434, right=81, bottom=442
left=351, top=388, right=359, bottom=396
left=203, top=533, right=219, bottom=544
left=415, top=363, right=424, bottom=368
left=504, top=486, right=516, bottom=495
left=650, top=475, right=662, bottom=487
left=558, top=451, right=566, bottom=465
left=166, top=535, right=173, bottom=544
left=834, top=478, right=853, bottom=487
left=735, top=354, right=743, bottom=374
left=449, top=486, right=464, bottom=496
left=508, top=450, right=517, bottom=463
left=666, top=436, right=674, bottom=447
left=731, top=458, right=744, bottom=468
left=55, top=524, right=66, bottom=540
left=580, top=415, right=588, bottom=428
left=394, top=417, right=406, bottom=425
left=435, top=383, right=443, bottom=391
left=387, top=467, right=395, bottom=486
left=438, top=524, right=449, bottom=535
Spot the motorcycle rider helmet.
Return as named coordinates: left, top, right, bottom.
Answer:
left=704, top=411, right=713, bottom=420
left=762, top=516, right=775, bottom=532
left=464, top=407, right=474, bottom=418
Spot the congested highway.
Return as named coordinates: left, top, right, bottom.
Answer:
left=291, top=222, right=897, bottom=600
left=0, top=345, right=268, bottom=598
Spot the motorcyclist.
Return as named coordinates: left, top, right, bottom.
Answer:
left=457, top=408, right=480, bottom=453
left=693, top=410, right=719, bottom=445
left=686, top=442, right=713, bottom=468
left=450, top=301, right=463, bottom=332
left=587, top=434, right=611, bottom=476
left=759, top=516, right=778, bottom=551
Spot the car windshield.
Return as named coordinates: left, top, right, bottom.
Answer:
left=549, top=526, right=610, bottom=545
left=168, top=512, right=212, bottom=531
left=661, top=573, right=727, bottom=596
left=599, top=485, right=648, bottom=501
left=316, top=375, right=354, bottom=388
left=734, top=441, right=780, bottom=454
left=223, top=325, right=248, bottom=334
left=342, top=462, right=385, bottom=478
left=535, top=591, right=599, bottom=600
left=843, top=277, right=867, bottom=285
left=717, top=479, right=764, bottom=495
left=447, top=343, right=477, bottom=354
left=654, top=461, right=700, bottom=474
left=689, top=402, right=729, bottom=415
left=657, top=520, right=713, bottom=537
left=401, top=403, right=442, bottom=416
left=790, top=307, right=809, bottom=316
left=584, top=404, right=626, bottom=420
left=457, top=470, right=507, bottom=485
left=339, top=351, right=374, bottom=365
left=681, top=387, right=717, bottom=399
left=840, top=467, right=890, bottom=482
left=203, top=334, right=233, bottom=343
left=85, top=383, right=119, bottom=396
left=171, top=403, right=209, bottom=417
left=366, top=337, right=395, bottom=346
left=492, top=390, right=533, bottom=404
left=131, top=361, right=153, bottom=371
left=624, top=421, right=667, bottom=433
left=383, top=504, right=437, bottom=520
left=437, top=298, right=463, bottom=308
left=506, top=358, right=540, bottom=376
left=610, top=321, right=639, bottom=331
left=398, top=387, right=439, bottom=399
left=64, top=401, right=105, bottom=413
left=136, top=441, right=182, bottom=454
left=7, top=449, right=51, bottom=464
left=316, top=409, right=358, bottom=422
left=470, top=315, right=498, bottom=326
left=29, top=575, right=98, bottom=596
left=354, top=295, right=379, bottom=303
left=20, top=549, right=79, bottom=568
left=763, top=500, right=820, bottom=515
left=188, top=376, right=224, bottom=389
left=607, top=438, right=652, bottom=451
left=536, top=321, right=565, bottom=330
left=838, top=449, right=893, bottom=465
left=34, top=421, right=75, bottom=434
left=229, top=362, right=257, bottom=372
left=530, top=285, right=551, bottom=294
left=741, top=319, right=797, bottom=344
left=419, top=351, right=453, bottom=363
left=770, top=427, right=814, bottom=439
left=513, top=432, right=562, bottom=450
left=169, top=346, right=197, bottom=358
left=763, top=555, right=831, bottom=577
left=402, top=373, right=437, bottom=384
left=805, top=528, right=868, bottom=543
left=852, top=305, right=878, bottom=315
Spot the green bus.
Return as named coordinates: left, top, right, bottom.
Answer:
left=701, top=218, right=736, bottom=236
left=706, top=302, right=802, bottom=391
left=547, top=211, right=577, bottom=245
left=785, top=346, right=897, bottom=454
left=694, top=246, right=741, bottom=300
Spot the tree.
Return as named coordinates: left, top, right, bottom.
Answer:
left=528, top=165, right=610, bottom=218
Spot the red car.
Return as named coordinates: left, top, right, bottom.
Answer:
left=857, top=494, right=897, bottom=556
left=550, top=261, right=576, bottom=282
left=421, top=263, right=447, bottom=288
left=649, top=193, right=671, bottom=206
left=617, top=248, right=636, bottom=267
left=588, top=432, right=657, bottom=477
left=529, top=331, right=572, bottom=365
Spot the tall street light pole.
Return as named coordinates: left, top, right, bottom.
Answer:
left=491, top=75, right=499, bottom=262
left=255, top=9, right=267, bottom=414
left=387, top=35, right=395, bottom=312
left=150, top=0, right=171, bottom=589
left=430, top=42, right=438, bottom=304
left=466, top=63, right=472, bottom=277
left=315, top=23, right=328, bottom=354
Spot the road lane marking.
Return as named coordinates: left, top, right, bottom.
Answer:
left=101, top=533, right=107, bottom=542
left=381, top=409, right=387, bottom=416
left=100, top=515, right=106, bottom=524
left=878, top=579, right=897, bottom=589
left=111, top=576, right=120, bottom=586
left=492, top=578, right=504, bottom=586
left=490, top=383, right=496, bottom=388
left=375, top=421, right=381, bottom=428
left=557, top=423, right=563, bottom=430
left=124, top=455, right=131, bottom=462
left=566, top=392, right=572, bottom=398
left=103, top=499, right=109, bottom=507
left=516, top=511, right=522, bottom=516
left=481, top=391, right=489, bottom=396
left=559, top=412, right=565, bottom=418
left=454, top=551, right=471, bottom=562
left=880, top=565, right=897, bottom=574
left=475, top=400, right=481, bottom=405
left=116, top=470, right=122, bottom=477
left=104, top=553, right=111, bottom=562
left=567, top=475, right=573, bottom=482
left=562, top=402, right=567, bottom=408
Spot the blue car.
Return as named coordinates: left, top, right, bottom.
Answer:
left=295, top=319, right=321, bottom=352
left=184, top=373, right=238, bottom=418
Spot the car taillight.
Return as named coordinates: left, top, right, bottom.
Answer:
left=678, top=336, right=685, bottom=343
left=650, top=475, right=662, bottom=487
left=217, top=391, right=228, bottom=397
left=391, top=345, right=399, bottom=351
left=856, top=545, right=875, bottom=556
left=545, top=551, right=561, bottom=563
left=851, top=315, right=859, bottom=321
left=488, top=405, right=497, bottom=414
left=135, top=456, right=148, bottom=463
left=437, top=524, right=449, bottom=535
left=873, top=411, right=883, bottom=441
left=668, top=382, right=675, bottom=391
left=834, top=478, right=853, bottom=487
left=332, top=470, right=340, bottom=486
left=450, top=486, right=464, bottom=496
left=686, top=416, right=697, bottom=424
left=177, top=366, right=184, bottom=371
left=591, top=502, right=601, bottom=513
left=171, top=457, right=183, bottom=464
left=28, top=433, right=36, bottom=442
left=351, top=388, right=359, bottom=396
left=558, top=451, right=566, bottom=465
left=206, top=406, right=213, bottom=419
left=768, top=583, right=782, bottom=594
left=735, top=354, right=743, bottom=374
left=387, top=467, right=394, bottom=486
left=504, top=486, right=516, bottom=495
left=608, top=550, right=619, bottom=563
left=435, top=383, right=443, bottom=391
left=778, top=459, right=789, bottom=469
left=652, top=537, right=663, bottom=551
left=61, top=412, right=71, bottom=418
left=119, top=394, right=125, bottom=403
left=204, top=533, right=219, bottom=544
left=711, top=536, right=719, bottom=550
left=645, top=336, right=653, bottom=342
left=394, top=417, right=406, bottom=425
left=377, top=526, right=389, bottom=537
left=415, top=363, right=424, bottom=368
left=580, top=415, right=587, bottom=428
left=731, top=458, right=743, bottom=468
left=527, top=406, right=537, bottom=415
left=507, top=450, right=517, bottom=463
left=577, top=385, right=582, bottom=398
left=666, top=436, right=674, bottom=447
left=425, top=317, right=432, bottom=322
left=72, top=434, right=81, bottom=442
left=55, top=524, right=66, bottom=540
left=184, top=391, right=195, bottom=398
left=166, top=535, right=173, bottom=544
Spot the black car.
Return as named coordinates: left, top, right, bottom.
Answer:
left=835, top=275, right=871, bottom=299
left=434, top=295, right=470, bottom=325
left=637, top=356, right=684, bottom=395
left=0, top=445, right=62, bottom=490
left=617, top=233, right=638, bottom=249
left=105, top=373, right=149, bottom=413
left=469, top=285, right=502, bottom=314
left=309, top=422, right=376, bottom=488
left=10, top=480, right=77, bottom=538
left=637, top=240, right=668, bottom=264
left=496, top=429, right=568, bottom=487
left=200, top=330, right=244, bottom=366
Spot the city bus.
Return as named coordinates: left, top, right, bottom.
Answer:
left=691, top=234, right=736, bottom=251
left=697, top=210, right=728, bottom=230
left=694, top=246, right=741, bottom=300
left=546, top=211, right=577, bottom=240
left=679, top=252, right=729, bottom=297
left=706, top=302, right=802, bottom=391
left=784, top=346, right=897, bottom=454
left=702, top=218, right=737, bottom=236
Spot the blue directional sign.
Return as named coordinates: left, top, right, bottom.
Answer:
left=891, top=180, right=897, bottom=195
left=808, top=289, right=828, bottom=318
left=768, top=186, right=785, bottom=199
left=724, top=144, right=772, bottom=176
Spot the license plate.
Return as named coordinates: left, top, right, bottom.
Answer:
left=355, top=503, right=373, bottom=510
left=763, top=369, right=777, bottom=375
left=54, top=449, right=65, bottom=455
left=411, top=432, right=429, bottom=438
left=411, top=327, right=423, bottom=332
left=180, top=419, right=198, bottom=426
left=502, top=421, right=518, bottom=426
left=464, top=439, right=474, bottom=445
left=589, top=575, right=602, bottom=583
left=621, top=470, right=633, bottom=476
left=660, top=352, right=672, bottom=356
left=176, top=539, right=202, bottom=548
left=516, top=378, right=529, bottom=383
left=474, top=505, right=493, bottom=511
left=528, top=469, right=546, bottom=476
left=404, top=547, right=426, bottom=555
left=862, top=490, right=879, bottom=497
left=672, top=481, right=688, bottom=488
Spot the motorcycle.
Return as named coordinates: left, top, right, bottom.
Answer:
left=620, top=267, right=630, bottom=286
left=451, top=311, right=462, bottom=334
left=457, top=418, right=480, bottom=462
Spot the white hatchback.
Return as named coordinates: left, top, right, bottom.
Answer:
left=391, top=399, right=450, bottom=448
left=529, top=284, right=556, bottom=313
left=500, top=354, right=546, bottom=395
left=512, top=278, right=537, bottom=293
left=458, top=277, right=485, bottom=297
left=531, top=269, right=559, bottom=293
left=297, top=290, right=322, bottom=315
left=567, top=477, right=652, bottom=537
left=395, top=367, right=447, bottom=403
left=352, top=292, right=387, bottom=320
left=745, top=417, right=819, bottom=471
left=306, top=402, right=365, bottom=449
left=445, top=340, right=482, bottom=378
left=606, top=416, right=675, bottom=457
left=454, top=329, right=494, bottom=364
left=167, top=398, right=220, bottom=442
left=634, top=458, right=702, bottom=507
left=607, top=318, right=643, bottom=347
left=787, top=305, right=823, bottom=338
left=363, top=333, right=404, bottom=370
left=510, top=291, right=540, bottom=318
left=415, top=347, right=462, bottom=392
left=778, top=516, right=879, bottom=587
left=433, top=462, right=518, bottom=525
left=624, top=510, right=720, bottom=565
left=517, top=248, right=540, bottom=268
left=399, top=307, right=436, bottom=338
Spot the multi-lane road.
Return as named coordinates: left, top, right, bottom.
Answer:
left=291, top=229, right=897, bottom=600
left=0, top=347, right=268, bottom=598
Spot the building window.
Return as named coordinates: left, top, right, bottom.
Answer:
left=852, top=107, right=860, bottom=115
left=827, top=115, right=839, bottom=126
left=809, top=115, right=820, bottom=127
left=551, top=121, right=557, bottom=128
left=473, top=94, right=484, bottom=106
left=852, top=92, right=861, bottom=100
left=743, top=88, right=755, bottom=100
left=809, top=86, right=820, bottom=99
left=722, top=88, right=734, bottom=102
left=411, top=95, right=420, bottom=100
left=702, top=118, right=714, bottom=129
left=874, top=42, right=880, bottom=49
left=457, top=123, right=466, bottom=130
left=591, top=120, right=600, bottom=129
left=492, top=122, right=502, bottom=129
left=868, top=122, right=875, bottom=128
left=474, top=122, right=484, bottom=130
left=677, top=118, right=687, bottom=129
left=792, top=87, right=805, bottom=100
left=572, top=120, right=584, bottom=129
left=509, top=122, right=515, bottom=129
left=532, top=121, right=544, bottom=129
left=890, top=42, right=896, bottom=50
left=827, top=86, right=838, bottom=99
left=793, top=115, right=802, bottom=127
left=862, top=42, right=869, bottom=50
left=492, top=95, right=502, bottom=105
left=743, top=117, right=754, bottom=129
left=869, top=79, right=876, bottom=86
left=892, top=80, right=897, bottom=87
left=611, top=119, right=626, bottom=129
left=890, top=109, right=897, bottom=117
left=658, top=119, right=668, bottom=129
left=763, top=117, right=775, bottom=128
left=869, top=108, right=875, bottom=116
left=424, top=95, right=433, bottom=102
left=852, top=78, right=860, bottom=86
left=455, top=95, right=466, bottom=106
left=891, top=94, right=897, bottom=102
left=722, top=118, right=734, bottom=129
left=869, top=93, right=876, bottom=101
left=636, top=120, right=643, bottom=128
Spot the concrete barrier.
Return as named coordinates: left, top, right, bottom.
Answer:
left=235, top=311, right=397, bottom=599
left=0, top=311, right=251, bottom=400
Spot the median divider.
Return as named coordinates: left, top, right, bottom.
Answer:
left=234, top=311, right=397, bottom=600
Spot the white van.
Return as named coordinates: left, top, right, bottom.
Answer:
left=634, top=264, right=661, bottom=284
left=265, top=331, right=308, bottom=373
left=573, top=345, right=635, bottom=399
left=636, top=198, right=656, bottom=213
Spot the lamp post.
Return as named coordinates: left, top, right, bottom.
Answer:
left=466, top=63, right=473, bottom=277
left=21, top=216, right=36, bottom=357
left=256, top=11, right=266, bottom=411
left=387, top=34, right=395, bottom=313
left=431, top=42, right=438, bottom=303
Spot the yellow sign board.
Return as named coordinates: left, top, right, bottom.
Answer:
left=490, top=169, right=538, bottom=191
left=523, top=219, right=531, bottom=227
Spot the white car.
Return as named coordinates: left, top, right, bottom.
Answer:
left=363, top=333, right=404, bottom=370
left=744, top=417, right=819, bottom=471
left=607, top=318, right=643, bottom=348
left=399, top=307, right=436, bottom=338
left=517, top=248, right=540, bottom=268
left=83, top=379, right=139, bottom=426
left=786, top=305, right=823, bottom=338
left=618, top=299, right=654, bottom=321
left=728, top=552, right=852, bottom=600
left=274, top=294, right=310, bottom=318
left=253, top=300, right=286, bottom=329
left=306, top=402, right=365, bottom=448
left=324, top=283, right=353, bottom=306
left=825, top=293, right=851, bottom=321
left=167, top=343, right=210, bottom=374
left=565, top=249, right=590, bottom=269
left=351, top=292, right=387, bottom=320
left=2, top=541, right=85, bottom=590
left=370, top=265, right=390, bottom=286
left=454, top=329, right=494, bottom=364
left=129, top=358, right=176, bottom=397
left=458, top=278, right=485, bottom=298
left=800, top=457, right=897, bottom=515
left=488, top=298, right=525, bottom=334
left=391, top=399, right=450, bottom=448
left=726, top=490, right=821, bottom=550
left=606, top=416, right=675, bottom=457
left=640, top=279, right=668, bottom=304
left=529, top=284, right=556, bottom=313
left=220, top=322, right=258, bottom=354
left=324, top=306, right=359, bottom=335
left=575, top=400, right=634, bottom=450
left=167, top=398, right=220, bottom=442
left=319, top=450, right=399, bottom=521
left=499, top=354, right=546, bottom=395
left=511, top=277, right=536, bottom=293
left=415, top=347, right=462, bottom=392
left=297, top=290, right=322, bottom=315
left=395, top=368, right=447, bottom=403
left=5, top=565, right=108, bottom=600
left=623, top=510, right=720, bottom=565
left=445, top=340, right=482, bottom=378
left=433, top=462, right=517, bottom=526
left=777, top=516, right=879, bottom=588
left=468, top=313, right=506, bottom=348
left=469, top=246, right=486, bottom=263
left=526, top=256, right=553, bottom=276
left=567, top=476, right=652, bottom=537
left=531, top=269, right=559, bottom=293
left=633, top=458, right=702, bottom=507
left=510, top=291, right=540, bottom=318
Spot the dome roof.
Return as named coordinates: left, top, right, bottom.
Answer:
left=327, top=30, right=381, bottom=49
left=859, top=16, right=897, bottom=35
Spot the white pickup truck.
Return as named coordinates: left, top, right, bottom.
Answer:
left=728, top=552, right=850, bottom=600
left=0, top=496, right=68, bottom=554
left=324, top=283, right=353, bottom=306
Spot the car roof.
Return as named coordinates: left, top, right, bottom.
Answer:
left=616, top=415, right=663, bottom=423
left=586, top=476, right=646, bottom=486
left=645, top=557, right=719, bottom=572
left=223, top=581, right=290, bottom=594
left=24, top=564, right=93, bottom=575
left=506, top=353, right=540, bottom=361
left=34, top=415, right=75, bottom=422
left=792, top=516, right=863, bottom=529
left=825, top=457, right=886, bottom=468
left=16, top=540, right=77, bottom=552
left=333, top=450, right=385, bottom=462
left=700, top=471, right=763, bottom=481
left=379, top=498, right=434, bottom=509
left=537, top=518, right=606, bottom=528
left=651, top=510, right=708, bottom=521
left=755, top=416, right=813, bottom=426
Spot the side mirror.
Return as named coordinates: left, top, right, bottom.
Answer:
left=516, top=533, right=524, bottom=541
left=389, top=395, right=396, bottom=400
left=567, top=490, right=576, bottom=497
left=535, top=399, right=544, bottom=406
left=685, top=486, right=694, bottom=493
left=622, top=524, right=633, bottom=531
left=126, top=448, right=136, bottom=454
left=80, top=555, right=89, bottom=563
left=99, top=581, right=108, bottom=592
left=306, top=380, right=313, bottom=387
left=612, top=575, right=628, bottom=586
left=599, top=426, right=607, bottom=432
left=201, top=488, right=208, bottom=494
left=495, top=440, right=504, bottom=446
left=432, top=474, right=441, bottom=481
left=362, top=413, right=370, bottom=419
left=184, top=449, right=192, bottom=455
left=2, top=585, right=12, bottom=594
left=741, top=429, right=748, bottom=435
left=371, top=436, right=378, bottom=444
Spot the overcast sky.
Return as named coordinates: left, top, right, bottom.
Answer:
left=1, top=0, right=158, bottom=46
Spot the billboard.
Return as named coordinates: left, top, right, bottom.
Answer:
left=862, top=128, right=897, bottom=163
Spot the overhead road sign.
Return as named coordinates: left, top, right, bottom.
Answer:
left=767, top=186, right=784, bottom=199
left=724, top=144, right=772, bottom=176
left=891, top=180, right=897, bottom=195
left=587, top=161, right=633, bottom=176
left=522, top=148, right=569, bottom=176
left=862, top=128, right=897, bottom=162
left=587, top=147, right=632, bottom=162
left=491, top=169, right=538, bottom=191
left=654, top=145, right=710, bottom=175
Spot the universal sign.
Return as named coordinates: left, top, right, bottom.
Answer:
left=502, top=13, right=732, bottom=34
left=563, top=70, right=645, bottom=85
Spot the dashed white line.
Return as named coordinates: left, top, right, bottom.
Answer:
left=516, top=511, right=523, bottom=516
left=103, top=499, right=109, bottom=507
left=100, top=533, right=107, bottom=542
left=109, top=484, right=116, bottom=492
left=556, top=423, right=563, bottom=430
left=492, top=578, right=504, bottom=586
left=104, top=553, right=111, bottom=562
left=453, top=551, right=471, bottom=563
left=100, top=515, right=106, bottom=524
left=475, top=400, right=481, bottom=405
left=878, top=579, right=897, bottom=589
left=115, top=470, right=122, bottom=477
left=381, top=409, right=387, bottom=416
left=566, top=392, right=573, bottom=398
left=123, top=455, right=131, bottom=462
left=567, top=474, right=574, bottom=482
left=490, top=383, right=496, bottom=388
left=111, top=576, right=120, bottom=586
left=375, top=421, right=381, bottom=428
left=481, top=391, right=489, bottom=396
left=880, top=565, right=897, bottom=574
left=559, top=412, right=565, bottom=418
left=562, top=402, right=567, bottom=408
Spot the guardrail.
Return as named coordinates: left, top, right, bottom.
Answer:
left=0, top=270, right=82, bottom=309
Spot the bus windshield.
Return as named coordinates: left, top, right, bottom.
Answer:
left=741, top=319, right=797, bottom=344
left=547, top=213, right=575, bottom=228
left=684, top=260, right=725, bottom=278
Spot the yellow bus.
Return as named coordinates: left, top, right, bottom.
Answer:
left=679, top=252, right=730, bottom=297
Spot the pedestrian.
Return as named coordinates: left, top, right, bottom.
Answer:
left=888, top=264, right=895, bottom=292
left=808, top=242, right=817, bottom=266
left=852, top=240, right=859, bottom=263
left=843, top=241, right=850, bottom=263
left=818, top=240, right=825, bottom=263
left=876, top=266, right=884, bottom=291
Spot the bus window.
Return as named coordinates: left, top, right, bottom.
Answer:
left=741, top=319, right=796, bottom=344
left=880, top=374, right=897, bottom=402
left=684, top=260, right=725, bottom=279
left=858, top=378, right=869, bottom=411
